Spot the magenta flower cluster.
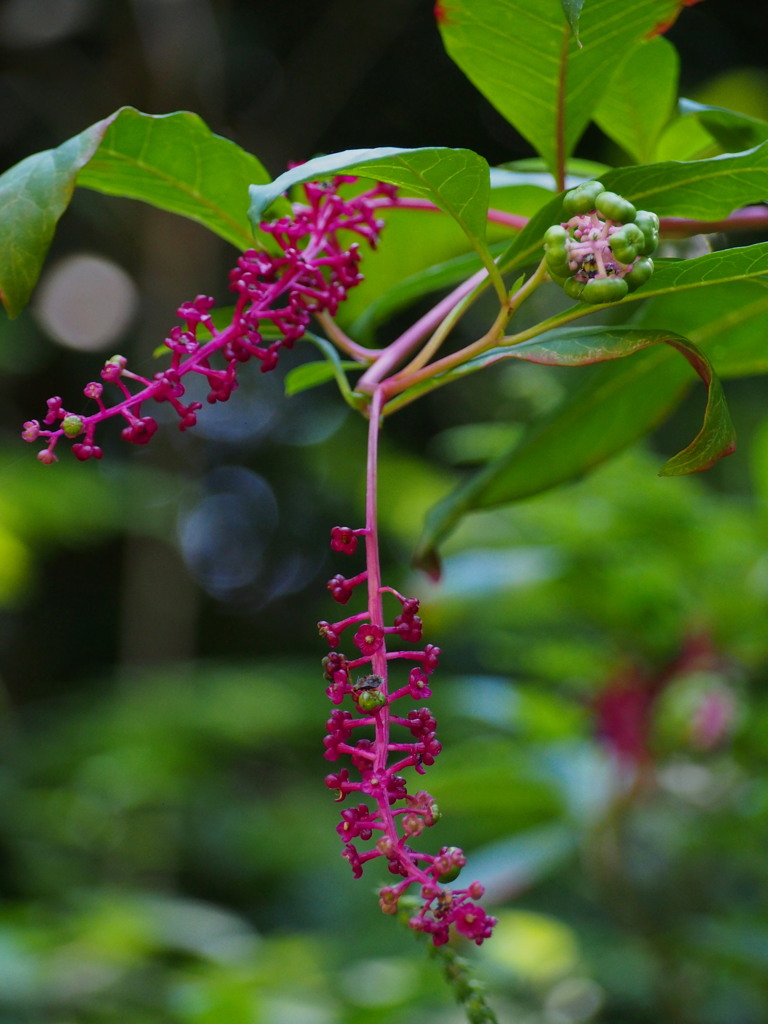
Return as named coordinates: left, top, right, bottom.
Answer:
left=22, top=176, right=395, bottom=463
left=320, top=525, right=496, bottom=947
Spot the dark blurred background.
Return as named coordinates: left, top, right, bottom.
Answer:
left=1, top=3, right=768, bottom=1023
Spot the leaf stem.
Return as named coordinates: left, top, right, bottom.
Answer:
left=314, top=311, right=378, bottom=362
left=356, top=267, right=491, bottom=391
left=381, top=259, right=548, bottom=403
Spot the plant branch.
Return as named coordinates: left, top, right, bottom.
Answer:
left=381, top=259, right=548, bottom=403
left=356, top=266, right=491, bottom=391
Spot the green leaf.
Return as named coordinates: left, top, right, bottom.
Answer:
left=347, top=248, right=487, bottom=342
left=593, top=36, right=679, bottom=163
left=599, top=141, right=768, bottom=218
left=504, top=327, right=735, bottom=475
left=438, top=0, right=682, bottom=179
left=0, top=106, right=276, bottom=317
left=631, top=243, right=768, bottom=298
left=414, top=326, right=736, bottom=572
left=76, top=107, right=277, bottom=249
left=247, top=146, right=497, bottom=279
left=678, top=98, right=768, bottom=153
left=343, top=178, right=551, bottom=341
left=284, top=357, right=358, bottom=397
left=0, top=119, right=107, bottom=317
left=636, top=279, right=768, bottom=378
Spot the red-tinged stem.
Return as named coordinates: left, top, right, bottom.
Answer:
left=364, top=387, right=388, bottom=769
left=554, top=25, right=570, bottom=193
left=377, top=193, right=768, bottom=240
left=314, top=310, right=379, bottom=362
left=369, top=194, right=529, bottom=231
left=381, top=259, right=546, bottom=403
left=661, top=205, right=768, bottom=237
left=363, top=388, right=432, bottom=883
left=357, top=267, right=490, bottom=391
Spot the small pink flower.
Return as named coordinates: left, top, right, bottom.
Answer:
left=353, top=623, right=385, bottom=656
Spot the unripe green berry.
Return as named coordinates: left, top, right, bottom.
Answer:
left=62, top=415, right=84, bottom=438
left=436, top=846, right=464, bottom=883
left=625, top=256, right=654, bottom=291
left=562, top=180, right=605, bottom=217
left=595, top=191, right=636, bottom=223
left=545, top=251, right=571, bottom=277
left=634, top=210, right=660, bottom=255
left=357, top=688, right=387, bottom=712
left=563, top=277, right=586, bottom=300
left=543, top=225, right=571, bottom=275
left=544, top=224, right=568, bottom=246
left=609, top=222, right=645, bottom=264
left=582, top=276, right=629, bottom=304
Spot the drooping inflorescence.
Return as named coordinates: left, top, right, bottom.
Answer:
left=320, top=525, right=497, bottom=947
left=544, top=180, right=659, bottom=304
left=22, top=177, right=397, bottom=463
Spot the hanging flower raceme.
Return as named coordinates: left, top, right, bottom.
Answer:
left=320, top=524, right=497, bottom=947
left=23, top=177, right=397, bottom=464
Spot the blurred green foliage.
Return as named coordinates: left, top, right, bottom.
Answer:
left=2, top=434, right=768, bottom=1022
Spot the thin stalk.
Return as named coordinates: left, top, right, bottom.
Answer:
left=314, top=311, right=379, bottom=362
left=370, top=195, right=528, bottom=232
left=382, top=259, right=549, bottom=401
left=364, top=387, right=389, bottom=773
left=363, top=388, right=431, bottom=882
left=357, top=267, right=490, bottom=391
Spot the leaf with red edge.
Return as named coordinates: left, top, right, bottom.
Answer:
left=413, top=326, right=735, bottom=574
left=438, top=0, right=683, bottom=179
left=504, top=327, right=735, bottom=475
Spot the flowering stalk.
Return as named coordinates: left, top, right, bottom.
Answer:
left=319, top=387, right=496, bottom=946
left=22, top=177, right=395, bottom=463
left=23, top=172, right=504, bottom=947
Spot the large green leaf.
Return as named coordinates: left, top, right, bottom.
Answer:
left=0, top=120, right=106, bottom=317
left=503, top=327, right=735, bottom=475
left=76, top=107, right=275, bottom=247
left=413, top=314, right=746, bottom=573
left=0, top=106, right=274, bottom=318
left=600, top=141, right=768, bottom=218
left=593, top=36, right=679, bottom=164
left=248, top=147, right=498, bottom=280
left=438, top=0, right=682, bottom=179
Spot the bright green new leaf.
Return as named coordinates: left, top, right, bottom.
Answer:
left=593, top=36, right=679, bottom=163
left=342, top=178, right=549, bottom=340
left=0, top=106, right=275, bottom=318
left=438, top=0, right=683, bottom=180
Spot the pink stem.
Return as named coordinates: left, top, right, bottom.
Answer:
left=356, top=266, right=489, bottom=391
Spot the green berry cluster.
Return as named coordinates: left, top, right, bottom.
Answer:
left=544, top=180, right=659, bottom=304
